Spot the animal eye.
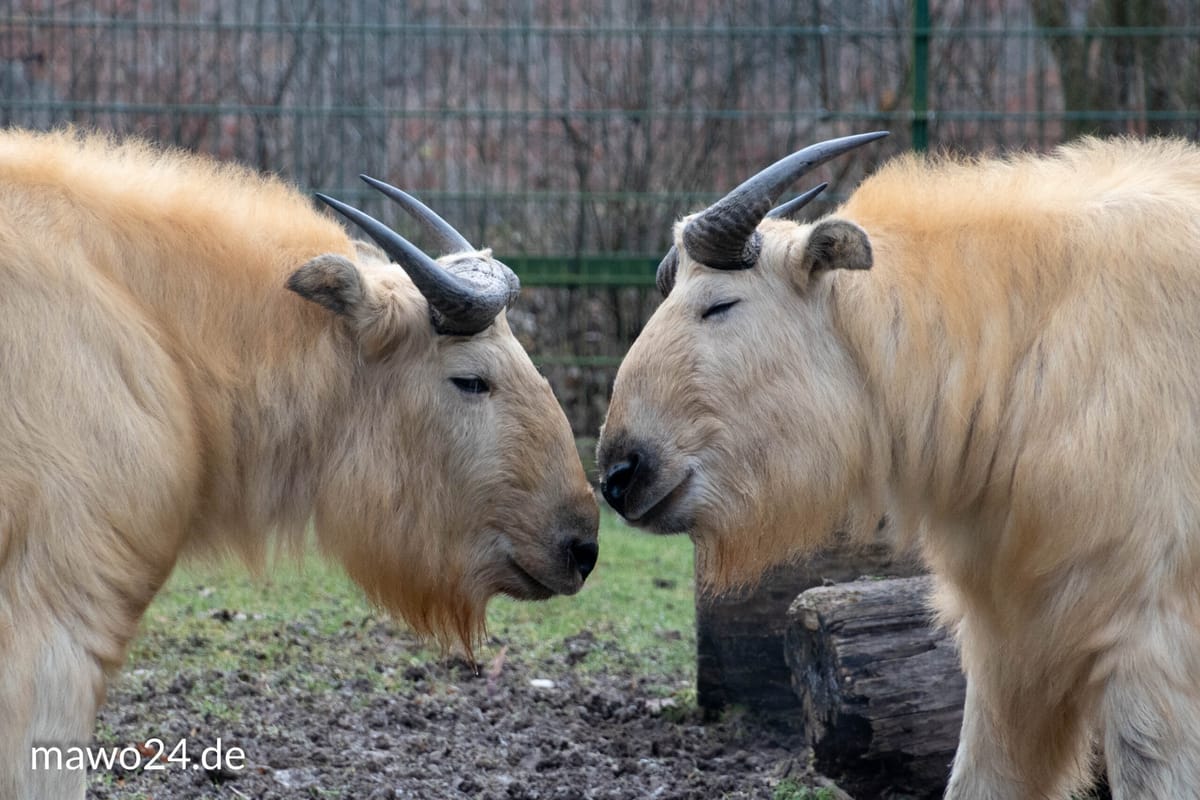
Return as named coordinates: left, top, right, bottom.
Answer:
left=702, top=299, right=740, bottom=320
left=450, top=376, right=490, bottom=394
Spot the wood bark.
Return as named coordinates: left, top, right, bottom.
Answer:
left=784, top=576, right=964, bottom=798
left=695, top=533, right=923, bottom=720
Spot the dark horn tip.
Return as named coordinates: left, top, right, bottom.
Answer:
left=767, top=182, right=829, bottom=221
left=359, top=173, right=400, bottom=196
left=359, top=176, right=476, bottom=255
left=812, top=130, right=890, bottom=158
left=314, top=192, right=357, bottom=219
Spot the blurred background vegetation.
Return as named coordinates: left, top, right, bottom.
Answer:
left=4, top=0, right=1200, bottom=466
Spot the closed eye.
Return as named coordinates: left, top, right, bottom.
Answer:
left=450, top=376, right=490, bottom=394
left=702, top=299, right=740, bottom=320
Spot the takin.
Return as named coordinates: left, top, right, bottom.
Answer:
left=0, top=129, right=598, bottom=800
left=597, top=132, right=1200, bottom=798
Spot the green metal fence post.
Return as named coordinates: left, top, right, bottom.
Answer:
left=912, top=0, right=930, bottom=152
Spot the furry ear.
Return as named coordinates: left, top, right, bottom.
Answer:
left=288, top=253, right=426, bottom=360
left=798, top=218, right=873, bottom=275
left=287, top=254, right=365, bottom=317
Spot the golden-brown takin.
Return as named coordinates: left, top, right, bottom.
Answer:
left=598, top=133, right=1200, bottom=798
left=0, top=129, right=598, bottom=800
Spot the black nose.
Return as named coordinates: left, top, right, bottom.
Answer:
left=601, top=450, right=643, bottom=515
left=568, top=539, right=599, bottom=582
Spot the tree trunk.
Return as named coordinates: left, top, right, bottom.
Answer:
left=1032, top=0, right=1178, bottom=139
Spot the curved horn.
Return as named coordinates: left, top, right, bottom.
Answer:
left=315, top=193, right=507, bottom=335
left=765, top=182, right=828, bottom=221
left=359, top=175, right=475, bottom=255
left=682, top=131, right=888, bottom=270
left=656, top=182, right=831, bottom=296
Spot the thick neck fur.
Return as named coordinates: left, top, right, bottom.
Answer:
left=0, top=129, right=358, bottom=566
left=830, top=138, right=1200, bottom=577
left=832, top=203, right=1070, bottom=535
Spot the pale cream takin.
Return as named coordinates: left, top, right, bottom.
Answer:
left=599, top=133, right=1200, bottom=798
left=0, top=129, right=598, bottom=800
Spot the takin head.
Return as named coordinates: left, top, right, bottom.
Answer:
left=596, top=133, right=886, bottom=591
left=289, top=178, right=598, bottom=649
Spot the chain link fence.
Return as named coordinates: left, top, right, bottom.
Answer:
left=4, top=0, right=1200, bottom=465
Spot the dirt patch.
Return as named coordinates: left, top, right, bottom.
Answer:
left=91, top=621, right=819, bottom=799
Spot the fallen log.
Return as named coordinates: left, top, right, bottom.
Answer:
left=696, top=531, right=923, bottom=719
left=784, top=575, right=964, bottom=798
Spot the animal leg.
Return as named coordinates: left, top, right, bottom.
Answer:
left=1101, top=620, right=1200, bottom=799
left=0, top=621, right=103, bottom=800
left=945, top=677, right=1028, bottom=800
left=945, top=670, right=1093, bottom=800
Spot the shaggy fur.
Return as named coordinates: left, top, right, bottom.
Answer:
left=599, top=137, right=1200, bottom=798
left=0, top=129, right=596, bottom=800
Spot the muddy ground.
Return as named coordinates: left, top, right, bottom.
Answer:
left=90, top=621, right=834, bottom=800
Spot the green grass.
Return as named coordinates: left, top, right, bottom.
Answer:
left=487, top=511, right=695, bottom=676
left=129, top=509, right=696, bottom=685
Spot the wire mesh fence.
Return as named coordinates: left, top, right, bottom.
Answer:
left=4, top=0, right=1199, bottom=453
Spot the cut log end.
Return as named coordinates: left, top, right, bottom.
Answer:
left=696, top=537, right=923, bottom=718
left=785, top=576, right=965, bottom=799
